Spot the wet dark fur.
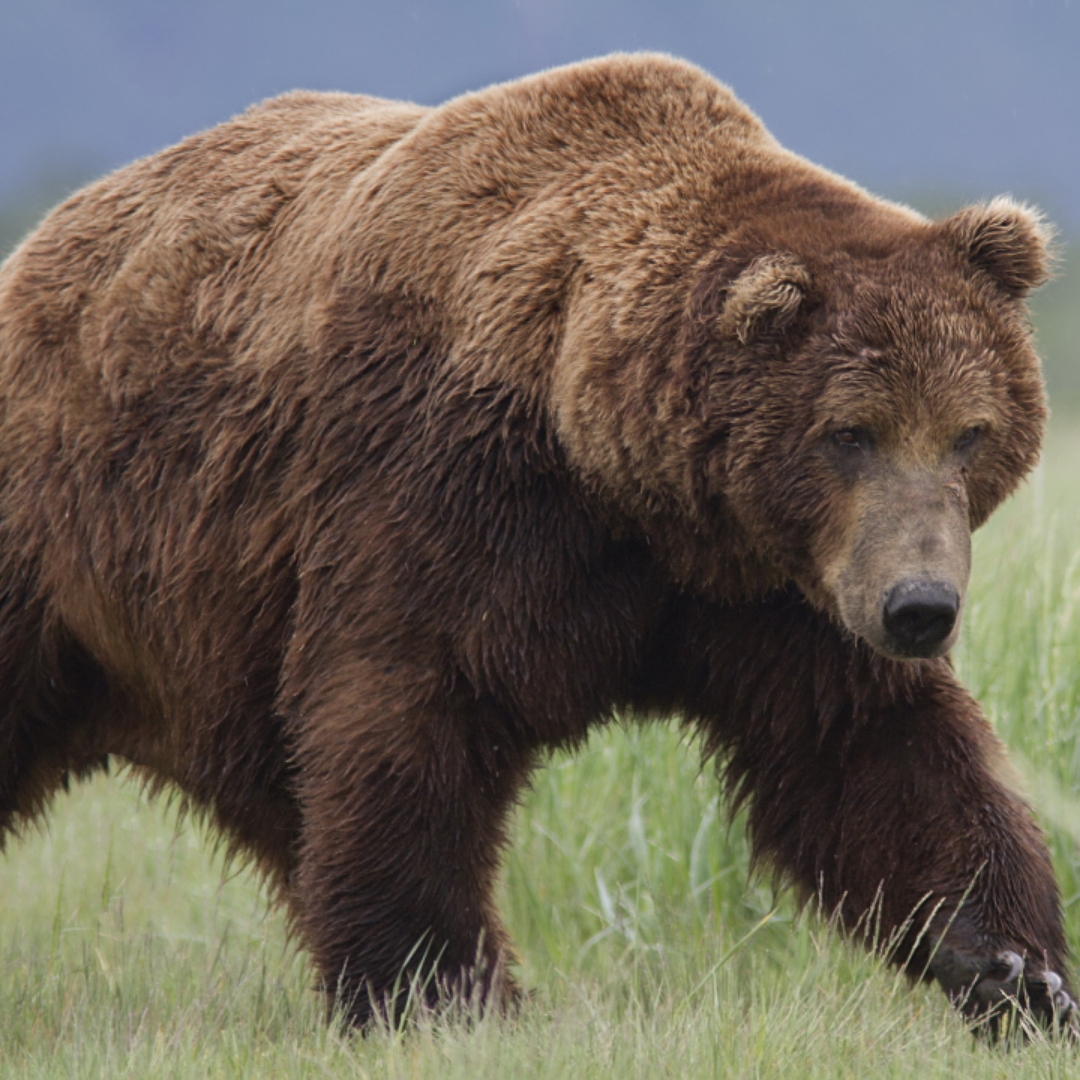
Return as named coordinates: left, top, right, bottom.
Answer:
left=0, top=54, right=1067, bottom=1026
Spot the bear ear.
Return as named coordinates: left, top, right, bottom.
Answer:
left=937, top=197, right=1055, bottom=298
left=717, top=254, right=811, bottom=345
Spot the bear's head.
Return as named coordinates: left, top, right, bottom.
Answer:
left=446, top=56, right=1050, bottom=661
left=552, top=195, right=1050, bottom=661
left=692, top=197, right=1051, bottom=659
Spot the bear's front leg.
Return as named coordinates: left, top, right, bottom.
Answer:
left=648, top=590, right=1075, bottom=1034
left=286, top=656, right=531, bottom=1027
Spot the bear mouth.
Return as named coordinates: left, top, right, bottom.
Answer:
left=829, top=575, right=965, bottom=662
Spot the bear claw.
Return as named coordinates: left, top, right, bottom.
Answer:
left=929, top=946, right=1076, bottom=1036
left=996, top=950, right=1024, bottom=984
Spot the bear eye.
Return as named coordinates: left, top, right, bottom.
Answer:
left=954, top=426, right=983, bottom=452
left=831, top=427, right=874, bottom=453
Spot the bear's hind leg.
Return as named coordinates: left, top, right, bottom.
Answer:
left=287, top=656, right=533, bottom=1027
left=0, top=594, right=113, bottom=842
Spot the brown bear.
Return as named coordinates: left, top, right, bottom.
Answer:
left=0, top=53, right=1071, bottom=1031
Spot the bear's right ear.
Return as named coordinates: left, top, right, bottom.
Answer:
left=937, top=197, right=1055, bottom=298
left=717, top=254, right=811, bottom=344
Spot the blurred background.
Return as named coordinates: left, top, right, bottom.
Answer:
left=2, top=0, right=1078, bottom=403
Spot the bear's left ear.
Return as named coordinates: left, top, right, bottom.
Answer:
left=717, top=253, right=811, bottom=344
left=937, top=197, right=1055, bottom=298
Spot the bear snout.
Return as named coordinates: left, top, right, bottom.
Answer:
left=881, top=579, right=960, bottom=658
left=821, top=464, right=973, bottom=661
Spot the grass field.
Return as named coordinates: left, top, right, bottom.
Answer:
left=0, top=423, right=1079, bottom=1078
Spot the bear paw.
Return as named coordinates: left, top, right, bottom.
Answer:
left=929, top=947, right=1076, bottom=1038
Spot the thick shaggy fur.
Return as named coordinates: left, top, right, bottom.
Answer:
left=0, top=54, right=1068, bottom=1027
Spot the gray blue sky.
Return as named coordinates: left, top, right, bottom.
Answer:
left=2, top=1, right=1078, bottom=232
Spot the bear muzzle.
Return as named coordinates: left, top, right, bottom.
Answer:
left=825, top=469, right=972, bottom=661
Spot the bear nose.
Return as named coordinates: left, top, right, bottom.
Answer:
left=882, top=581, right=960, bottom=656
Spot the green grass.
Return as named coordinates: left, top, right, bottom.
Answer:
left=1, top=423, right=1079, bottom=1077
left=1031, top=248, right=1080, bottom=407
